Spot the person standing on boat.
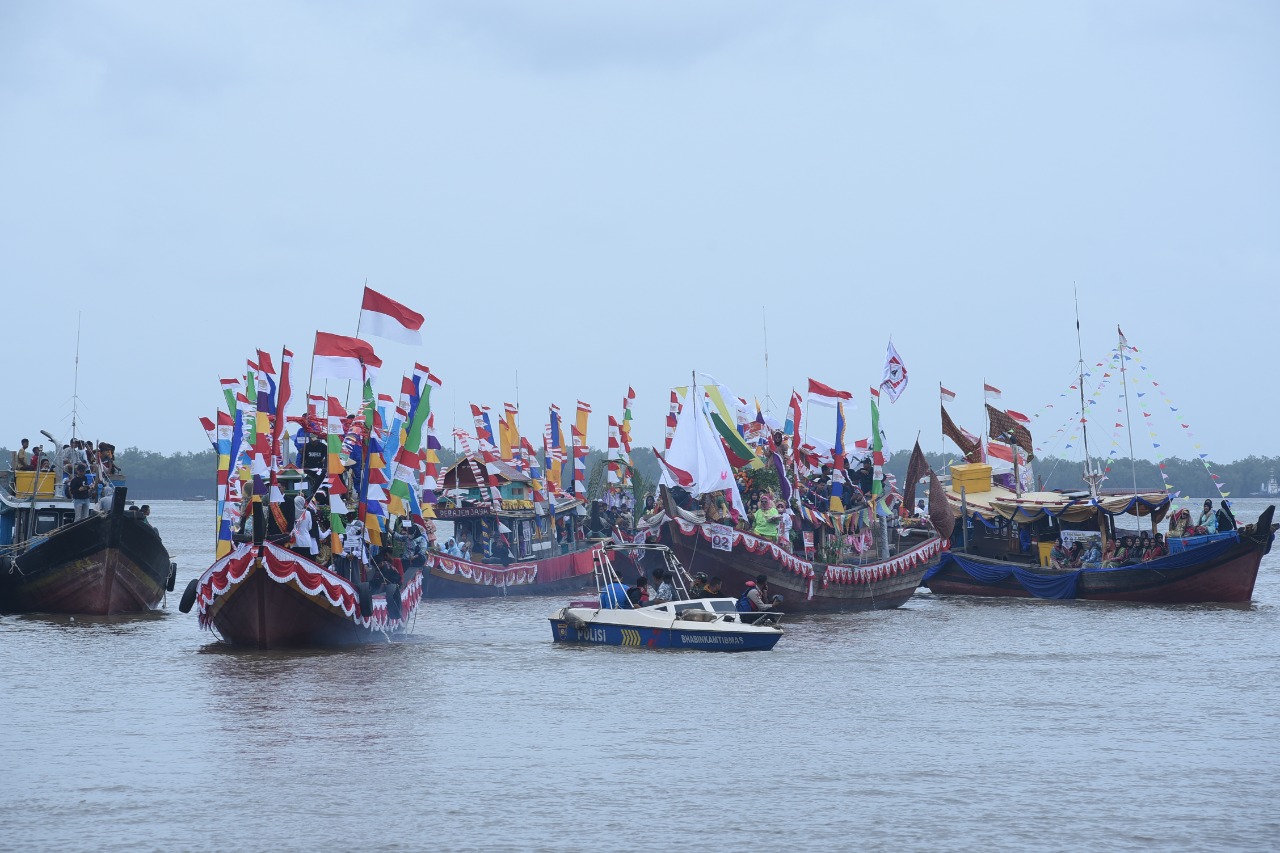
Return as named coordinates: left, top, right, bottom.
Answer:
left=68, top=464, right=92, bottom=521
left=15, top=438, right=33, bottom=471
left=301, top=432, right=327, bottom=497
left=338, top=512, right=367, bottom=582
left=1216, top=500, right=1237, bottom=533
left=291, top=495, right=319, bottom=558
left=752, top=493, right=781, bottom=542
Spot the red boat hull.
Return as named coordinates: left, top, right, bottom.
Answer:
left=422, top=548, right=596, bottom=599
left=662, top=516, right=944, bottom=613
left=0, top=506, right=172, bottom=615
left=196, top=543, right=422, bottom=648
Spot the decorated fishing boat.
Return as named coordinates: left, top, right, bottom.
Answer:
left=649, top=371, right=944, bottom=613
left=659, top=486, right=945, bottom=612
left=549, top=543, right=783, bottom=651
left=926, top=323, right=1276, bottom=604
left=185, top=286, right=435, bottom=646
left=184, top=530, right=423, bottom=648
left=0, top=457, right=175, bottom=615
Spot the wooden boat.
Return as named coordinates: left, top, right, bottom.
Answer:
left=0, top=470, right=174, bottom=615
left=422, top=545, right=597, bottom=598
left=658, top=488, right=945, bottom=613
left=185, top=538, right=423, bottom=648
left=426, top=456, right=598, bottom=598
left=549, top=543, right=784, bottom=651
left=924, top=504, right=1274, bottom=604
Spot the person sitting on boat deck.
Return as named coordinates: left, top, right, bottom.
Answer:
left=1216, top=499, right=1237, bottom=533
left=68, top=463, right=92, bottom=521
left=627, top=575, right=651, bottom=608
left=855, top=458, right=875, bottom=495
left=651, top=567, right=677, bottom=604
left=1101, top=539, right=1120, bottom=568
left=914, top=499, right=928, bottom=518
left=706, top=576, right=723, bottom=597
left=1196, top=500, right=1218, bottom=535
left=404, top=525, right=430, bottom=567
left=688, top=572, right=711, bottom=598
left=1146, top=533, right=1169, bottom=560
left=368, top=556, right=399, bottom=593
left=752, top=493, right=781, bottom=541
left=141, top=505, right=155, bottom=531
left=96, top=484, right=115, bottom=515
left=1081, top=538, right=1102, bottom=566
left=1067, top=541, right=1084, bottom=569
left=738, top=575, right=782, bottom=613
left=444, top=538, right=464, bottom=558
left=1048, top=538, right=1072, bottom=569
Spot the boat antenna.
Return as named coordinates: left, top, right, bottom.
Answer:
left=71, top=312, right=82, bottom=442
left=1074, top=287, right=1101, bottom=499
left=762, top=306, right=771, bottom=413
left=1117, top=323, right=1139, bottom=497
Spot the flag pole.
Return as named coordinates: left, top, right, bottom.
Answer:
left=345, top=280, right=365, bottom=410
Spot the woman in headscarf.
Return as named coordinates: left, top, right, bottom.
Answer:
left=291, top=494, right=319, bottom=557
left=1196, top=499, right=1218, bottom=535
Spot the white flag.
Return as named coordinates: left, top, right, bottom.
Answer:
left=880, top=341, right=908, bottom=403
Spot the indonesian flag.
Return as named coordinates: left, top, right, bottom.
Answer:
left=940, top=384, right=956, bottom=403
left=360, top=286, right=424, bottom=345
left=1117, top=325, right=1128, bottom=348
left=653, top=448, right=694, bottom=487
left=808, top=378, right=852, bottom=409
left=983, top=383, right=1002, bottom=401
left=1006, top=408, right=1031, bottom=426
left=313, top=332, right=382, bottom=381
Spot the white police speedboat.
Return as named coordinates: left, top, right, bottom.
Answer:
left=548, top=543, right=783, bottom=652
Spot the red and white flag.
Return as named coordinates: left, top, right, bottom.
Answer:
left=360, top=286, right=424, bottom=345
left=1006, top=408, right=1031, bottom=426
left=940, top=384, right=956, bottom=403
left=983, top=383, right=1002, bottom=401
left=807, top=378, right=852, bottom=409
left=313, top=331, right=382, bottom=381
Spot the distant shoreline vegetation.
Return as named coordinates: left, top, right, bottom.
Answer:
left=2, top=445, right=1275, bottom=500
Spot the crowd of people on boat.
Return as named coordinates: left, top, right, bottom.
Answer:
left=11, top=437, right=122, bottom=522
left=608, top=568, right=783, bottom=614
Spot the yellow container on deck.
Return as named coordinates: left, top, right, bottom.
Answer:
left=1038, top=542, right=1054, bottom=567
left=12, top=470, right=59, bottom=498
left=951, top=462, right=993, bottom=495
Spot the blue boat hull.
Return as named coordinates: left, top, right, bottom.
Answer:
left=549, top=619, right=780, bottom=651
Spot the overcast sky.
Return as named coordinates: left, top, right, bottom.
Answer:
left=2, top=1, right=1276, bottom=466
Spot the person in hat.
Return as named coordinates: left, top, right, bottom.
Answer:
left=688, top=572, right=711, bottom=598
left=1196, top=499, right=1218, bottom=535
left=1216, top=499, right=1237, bottom=534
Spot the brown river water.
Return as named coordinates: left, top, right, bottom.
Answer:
left=3, top=499, right=1279, bottom=852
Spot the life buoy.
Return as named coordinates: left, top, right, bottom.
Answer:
left=178, top=578, right=199, bottom=613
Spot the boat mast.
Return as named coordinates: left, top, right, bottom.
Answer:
left=1117, top=326, right=1139, bottom=496
left=762, top=306, right=771, bottom=414
left=71, top=312, right=81, bottom=443
left=1074, top=288, right=1101, bottom=499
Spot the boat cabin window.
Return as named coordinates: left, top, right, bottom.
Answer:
left=674, top=602, right=711, bottom=614
left=654, top=605, right=671, bottom=612
left=708, top=600, right=737, bottom=614
left=34, top=510, right=64, bottom=535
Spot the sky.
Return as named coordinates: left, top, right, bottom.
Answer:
left=2, top=1, right=1276, bottom=462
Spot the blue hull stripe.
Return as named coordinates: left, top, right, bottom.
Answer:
left=549, top=620, right=780, bottom=651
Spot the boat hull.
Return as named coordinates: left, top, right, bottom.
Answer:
left=422, top=548, right=596, bottom=599
left=662, top=516, right=943, bottom=613
left=548, top=618, right=781, bottom=651
left=0, top=508, right=172, bottom=615
left=924, top=517, right=1272, bottom=604
left=196, top=543, right=422, bottom=648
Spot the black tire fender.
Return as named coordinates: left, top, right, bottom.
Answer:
left=356, top=582, right=374, bottom=618
left=166, top=561, right=177, bottom=592
left=178, top=578, right=199, bottom=613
